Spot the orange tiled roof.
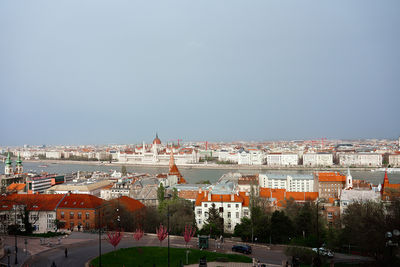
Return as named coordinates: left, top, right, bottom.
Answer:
left=318, top=172, right=346, bottom=182
left=58, top=194, right=104, bottom=209
left=0, top=194, right=65, bottom=211
left=259, top=187, right=318, bottom=206
left=178, top=190, right=198, bottom=200
left=108, top=196, right=145, bottom=212
left=7, top=183, right=26, bottom=192
left=195, top=191, right=250, bottom=207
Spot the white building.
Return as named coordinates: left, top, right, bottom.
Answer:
left=267, top=153, right=298, bottom=166
left=389, top=154, right=400, bottom=167
left=194, top=190, right=250, bottom=233
left=258, top=173, right=314, bottom=192
left=45, top=151, right=62, bottom=159
left=339, top=189, right=381, bottom=215
left=238, top=149, right=266, bottom=165
left=338, top=153, right=382, bottom=167
left=303, top=153, right=333, bottom=167
left=0, top=194, right=66, bottom=233
left=218, top=150, right=239, bottom=163
left=118, top=135, right=199, bottom=165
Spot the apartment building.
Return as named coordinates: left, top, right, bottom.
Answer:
left=266, top=153, right=298, bottom=166
left=338, top=153, right=382, bottom=167
left=258, top=173, right=314, bottom=192
left=303, top=153, right=333, bottom=167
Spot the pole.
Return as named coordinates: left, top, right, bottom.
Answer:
left=167, top=204, right=170, bottom=267
left=316, top=201, right=320, bottom=267
left=99, top=207, right=102, bottom=267
left=14, top=206, right=18, bottom=265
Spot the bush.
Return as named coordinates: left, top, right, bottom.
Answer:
left=285, top=246, right=317, bottom=265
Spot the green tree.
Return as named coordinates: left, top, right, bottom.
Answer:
left=157, top=183, right=165, bottom=205
left=200, top=203, right=223, bottom=237
left=121, top=165, right=127, bottom=176
left=271, top=210, right=293, bottom=244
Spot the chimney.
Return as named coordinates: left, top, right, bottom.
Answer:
left=207, top=192, right=211, bottom=201
left=199, top=188, right=202, bottom=194
left=231, top=193, right=234, bottom=201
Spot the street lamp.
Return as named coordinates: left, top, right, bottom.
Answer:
left=315, top=200, right=325, bottom=267
left=13, top=205, right=18, bottom=265
left=96, top=202, right=111, bottom=267
left=385, top=229, right=399, bottom=261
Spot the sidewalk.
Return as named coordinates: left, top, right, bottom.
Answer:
left=0, top=232, right=95, bottom=267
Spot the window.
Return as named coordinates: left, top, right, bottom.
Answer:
left=197, top=209, right=202, bottom=215
left=78, top=212, right=82, bottom=219
left=244, top=210, right=249, bottom=216
left=327, top=212, right=333, bottom=219
left=227, top=223, right=231, bottom=229
left=204, top=203, right=207, bottom=208
left=235, top=204, right=239, bottom=208
left=227, top=212, right=231, bottom=218
left=70, top=212, right=74, bottom=219
left=198, top=219, right=202, bottom=225
left=205, top=212, right=209, bottom=218
left=236, top=212, right=239, bottom=218
left=61, top=212, right=64, bottom=219
left=227, top=204, right=231, bottom=208
left=86, top=212, right=90, bottom=219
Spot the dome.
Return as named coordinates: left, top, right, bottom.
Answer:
left=153, top=133, right=161, bottom=145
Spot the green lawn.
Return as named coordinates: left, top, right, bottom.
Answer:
left=90, top=246, right=252, bottom=267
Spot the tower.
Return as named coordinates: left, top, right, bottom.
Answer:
left=345, top=168, right=353, bottom=189
left=15, top=153, right=23, bottom=174
left=4, top=152, right=13, bottom=175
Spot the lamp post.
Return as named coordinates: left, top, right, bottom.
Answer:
left=167, top=204, right=170, bottom=267
left=7, top=248, right=10, bottom=267
left=315, top=200, right=325, bottom=267
left=14, top=205, right=18, bottom=265
left=96, top=202, right=111, bottom=267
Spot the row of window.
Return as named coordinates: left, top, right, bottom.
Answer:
left=203, top=203, right=240, bottom=208
left=60, top=211, right=90, bottom=220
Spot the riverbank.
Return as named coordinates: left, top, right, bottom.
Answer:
left=24, top=159, right=376, bottom=172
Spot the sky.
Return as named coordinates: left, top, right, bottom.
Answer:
left=0, top=0, right=399, bottom=146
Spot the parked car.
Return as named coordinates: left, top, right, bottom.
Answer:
left=232, top=244, right=252, bottom=254
left=312, top=247, right=334, bottom=258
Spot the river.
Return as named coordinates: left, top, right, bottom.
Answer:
left=1, top=161, right=400, bottom=185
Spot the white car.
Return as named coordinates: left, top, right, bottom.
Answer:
left=312, top=247, right=334, bottom=258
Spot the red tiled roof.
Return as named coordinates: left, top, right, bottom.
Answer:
left=318, top=172, right=346, bottom=182
left=108, top=196, right=145, bottom=212
left=0, top=194, right=65, bottom=211
left=195, top=191, right=249, bottom=207
left=7, top=183, right=26, bottom=192
left=259, top=187, right=318, bottom=206
left=178, top=190, right=198, bottom=200
left=58, top=194, right=104, bottom=209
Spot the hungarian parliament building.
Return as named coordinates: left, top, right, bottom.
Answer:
left=117, top=134, right=199, bottom=165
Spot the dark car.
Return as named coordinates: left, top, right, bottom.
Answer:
left=232, top=244, right=252, bottom=254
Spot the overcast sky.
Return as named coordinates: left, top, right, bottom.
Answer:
left=1, top=0, right=399, bottom=146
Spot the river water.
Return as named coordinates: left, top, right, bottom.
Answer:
left=2, top=162, right=400, bottom=185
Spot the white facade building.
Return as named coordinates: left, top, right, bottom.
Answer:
left=218, top=150, right=239, bottom=163
left=45, top=151, right=62, bottom=159
left=389, top=154, right=400, bottom=167
left=338, top=153, right=382, bottom=167
left=267, top=153, right=298, bottom=166
left=238, top=149, right=266, bottom=165
left=258, top=173, right=314, bottom=192
left=195, top=190, right=250, bottom=233
left=339, top=189, right=381, bottom=215
left=303, top=153, right=333, bottom=167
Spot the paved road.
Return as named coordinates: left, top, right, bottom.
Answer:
left=2, top=232, right=373, bottom=267
left=19, top=233, right=287, bottom=267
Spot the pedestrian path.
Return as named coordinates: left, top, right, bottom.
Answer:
left=185, top=263, right=280, bottom=267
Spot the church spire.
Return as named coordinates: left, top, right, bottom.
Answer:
left=345, top=168, right=353, bottom=189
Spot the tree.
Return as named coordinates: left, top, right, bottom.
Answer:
left=156, top=224, right=168, bottom=246
left=271, top=210, right=293, bottom=244
left=157, top=183, right=165, bottom=205
left=121, top=165, right=127, bottom=176
left=200, top=203, right=223, bottom=237
left=183, top=224, right=196, bottom=247
left=234, top=217, right=252, bottom=241
left=133, top=228, right=144, bottom=241
left=106, top=231, right=122, bottom=250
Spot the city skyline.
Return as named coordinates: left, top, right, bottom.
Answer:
left=1, top=1, right=399, bottom=146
